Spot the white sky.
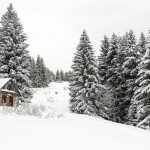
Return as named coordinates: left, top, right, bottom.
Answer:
left=0, top=0, right=150, bottom=72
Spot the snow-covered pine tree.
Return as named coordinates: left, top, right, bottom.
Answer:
left=68, top=71, right=73, bottom=81
left=138, top=32, right=147, bottom=57
left=56, top=70, right=61, bottom=81
left=121, top=30, right=139, bottom=122
left=40, top=57, right=48, bottom=87
left=69, top=30, right=106, bottom=116
left=46, top=68, right=55, bottom=82
left=35, top=55, right=42, bottom=87
left=60, top=70, right=65, bottom=81
left=29, top=57, right=36, bottom=87
left=105, top=34, right=119, bottom=87
left=122, top=30, right=138, bottom=100
left=0, top=4, right=32, bottom=101
left=98, top=35, right=110, bottom=85
left=112, top=34, right=134, bottom=123
left=128, top=34, right=150, bottom=125
left=104, top=33, right=126, bottom=122
left=34, top=55, right=50, bottom=87
left=64, top=72, right=69, bottom=81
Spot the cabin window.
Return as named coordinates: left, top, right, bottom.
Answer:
left=9, top=96, right=13, bottom=106
left=2, top=95, right=6, bottom=103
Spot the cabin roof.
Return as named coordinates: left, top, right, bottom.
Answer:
left=0, top=78, right=12, bottom=88
left=0, top=78, right=21, bottom=96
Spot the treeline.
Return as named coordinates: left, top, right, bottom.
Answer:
left=55, top=70, right=72, bottom=82
left=29, top=55, right=55, bottom=88
left=70, top=30, right=150, bottom=129
left=29, top=56, right=72, bottom=87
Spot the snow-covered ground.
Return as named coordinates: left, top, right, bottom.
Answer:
left=0, top=82, right=150, bottom=150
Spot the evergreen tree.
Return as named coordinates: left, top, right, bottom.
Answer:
left=35, top=55, right=42, bottom=87
left=56, top=70, right=61, bottom=81
left=105, top=34, right=119, bottom=87
left=64, top=72, right=69, bottom=81
left=46, top=68, right=55, bottom=82
left=60, top=70, right=65, bottom=81
left=34, top=55, right=48, bottom=87
left=128, top=35, right=150, bottom=124
left=98, top=35, right=110, bottom=84
left=69, top=30, right=105, bottom=116
left=104, top=33, right=125, bottom=122
left=121, top=30, right=139, bottom=122
left=29, top=57, right=36, bottom=87
left=0, top=4, right=32, bottom=100
left=138, top=32, right=147, bottom=57
left=40, top=57, right=48, bottom=87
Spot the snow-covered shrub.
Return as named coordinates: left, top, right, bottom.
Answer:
left=17, top=103, right=48, bottom=116
left=0, top=103, right=48, bottom=117
left=0, top=103, right=64, bottom=118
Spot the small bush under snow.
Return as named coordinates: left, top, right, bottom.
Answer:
left=0, top=103, right=64, bottom=118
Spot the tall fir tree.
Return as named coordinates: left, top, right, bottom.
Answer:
left=34, top=55, right=48, bottom=87
left=105, top=34, right=119, bottom=87
left=121, top=30, right=139, bottom=122
left=0, top=4, right=32, bottom=100
left=69, top=30, right=105, bottom=116
left=29, top=57, right=36, bottom=87
left=46, top=68, right=55, bottom=82
left=35, top=55, right=42, bottom=87
left=98, top=35, right=110, bottom=84
left=40, top=57, right=48, bottom=87
left=56, top=70, right=61, bottom=81
left=104, top=33, right=125, bottom=122
left=128, top=34, right=150, bottom=125
left=60, top=70, right=65, bottom=81
left=64, top=72, right=69, bottom=81
left=138, top=32, right=147, bottom=57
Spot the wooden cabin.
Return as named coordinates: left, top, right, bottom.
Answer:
left=0, top=78, right=21, bottom=107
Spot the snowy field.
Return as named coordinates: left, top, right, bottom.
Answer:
left=0, top=82, right=150, bottom=150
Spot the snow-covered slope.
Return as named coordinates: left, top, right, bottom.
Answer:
left=0, top=82, right=150, bottom=150
left=32, top=82, right=70, bottom=114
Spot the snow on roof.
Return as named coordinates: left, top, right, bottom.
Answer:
left=0, top=78, right=12, bottom=89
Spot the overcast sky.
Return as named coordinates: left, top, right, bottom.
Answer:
left=0, top=0, right=150, bottom=72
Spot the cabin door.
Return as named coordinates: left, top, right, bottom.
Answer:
left=2, top=95, right=6, bottom=104
left=9, top=96, right=13, bottom=106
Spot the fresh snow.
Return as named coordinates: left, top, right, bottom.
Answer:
left=0, top=82, right=149, bottom=150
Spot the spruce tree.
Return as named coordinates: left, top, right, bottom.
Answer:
left=68, top=71, right=73, bottom=81
left=105, top=34, right=125, bottom=122
left=46, top=68, right=55, bottom=82
left=138, top=32, right=147, bottom=57
left=40, top=57, right=48, bottom=87
left=56, top=70, right=61, bottom=81
left=69, top=30, right=105, bottom=116
left=60, top=70, right=65, bottom=81
left=128, top=35, right=150, bottom=125
left=121, top=30, right=139, bottom=121
left=35, top=55, right=42, bottom=87
left=29, top=57, right=36, bottom=87
left=98, top=35, right=110, bottom=84
left=0, top=4, right=32, bottom=100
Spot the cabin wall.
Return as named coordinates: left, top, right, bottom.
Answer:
left=0, top=92, right=19, bottom=107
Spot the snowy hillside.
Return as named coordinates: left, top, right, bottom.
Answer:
left=32, top=82, right=70, bottom=114
left=0, top=82, right=150, bottom=150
